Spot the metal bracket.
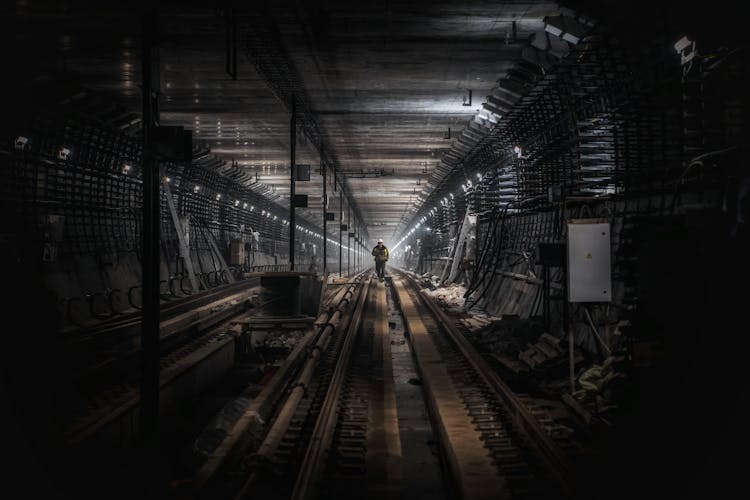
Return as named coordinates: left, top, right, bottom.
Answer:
left=162, top=176, right=200, bottom=293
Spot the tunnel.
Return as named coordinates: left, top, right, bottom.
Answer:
left=1, top=1, right=748, bottom=499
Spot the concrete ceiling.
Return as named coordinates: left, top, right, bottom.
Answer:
left=10, top=0, right=563, bottom=245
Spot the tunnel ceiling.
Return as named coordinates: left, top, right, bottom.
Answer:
left=12, top=0, right=563, bottom=244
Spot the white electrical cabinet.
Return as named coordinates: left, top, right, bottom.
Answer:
left=567, top=220, right=612, bottom=302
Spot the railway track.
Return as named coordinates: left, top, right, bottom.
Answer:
left=64, top=278, right=264, bottom=344
left=64, top=279, right=266, bottom=386
left=224, top=271, right=577, bottom=500
left=61, top=275, right=313, bottom=448
left=188, top=273, right=369, bottom=498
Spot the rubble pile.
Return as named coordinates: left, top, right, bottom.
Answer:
left=252, top=329, right=307, bottom=359
left=417, top=272, right=442, bottom=290
left=263, top=329, right=306, bottom=350
left=461, top=311, right=630, bottom=426
left=423, top=283, right=467, bottom=311
left=464, top=315, right=545, bottom=358
left=422, top=276, right=631, bottom=431
left=565, top=355, right=629, bottom=424
left=460, top=315, right=585, bottom=392
left=457, top=311, right=502, bottom=332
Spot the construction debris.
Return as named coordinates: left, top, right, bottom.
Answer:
left=250, top=329, right=308, bottom=361
left=260, top=329, right=306, bottom=350
left=461, top=315, right=588, bottom=395
left=423, top=283, right=468, bottom=309
left=519, top=333, right=566, bottom=369
left=191, top=387, right=266, bottom=466
left=423, top=277, right=629, bottom=434
left=417, top=273, right=443, bottom=290
left=568, top=354, right=629, bottom=422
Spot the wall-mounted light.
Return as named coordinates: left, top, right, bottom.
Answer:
left=14, top=136, right=29, bottom=150
left=193, top=185, right=200, bottom=193
left=674, top=35, right=696, bottom=67
left=234, top=199, right=240, bottom=207
left=216, top=193, right=222, bottom=200
left=243, top=202, right=248, bottom=209
left=58, top=147, right=71, bottom=161
left=122, top=164, right=131, bottom=174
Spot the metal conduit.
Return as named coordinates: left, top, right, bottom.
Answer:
left=233, top=272, right=369, bottom=499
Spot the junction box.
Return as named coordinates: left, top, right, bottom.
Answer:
left=567, top=220, right=612, bottom=302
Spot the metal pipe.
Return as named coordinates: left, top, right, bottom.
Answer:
left=234, top=275, right=366, bottom=500
left=292, top=278, right=372, bottom=500
left=256, top=278, right=361, bottom=459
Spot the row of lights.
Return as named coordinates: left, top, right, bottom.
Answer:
left=176, top=181, right=358, bottom=235
left=394, top=145, right=521, bottom=252
left=17, top=137, right=146, bottom=179
left=17, top=136, right=373, bottom=251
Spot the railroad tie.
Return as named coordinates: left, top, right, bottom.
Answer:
left=393, top=279, right=510, bottom=500
left=366, top=282, right=404, bottom=497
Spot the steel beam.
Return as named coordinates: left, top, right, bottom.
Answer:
left=290, top=98, right=296, bottom=270
left=139, top=6, right=160, bottom=443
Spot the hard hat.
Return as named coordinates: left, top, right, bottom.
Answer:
left=377, top=238, right=383, bottom=243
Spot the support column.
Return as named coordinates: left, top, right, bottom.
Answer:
left=140, top=8, right=160, bottom=441
left=321, top=145, right=326, bottom=275
left=347, top=204, right=351, bottom=277
left=339, top=190, right=343, bottom=276
left=289, top=98, right=296, bottom=270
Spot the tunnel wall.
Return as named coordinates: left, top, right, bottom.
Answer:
left=398, top=25, right=747, bottom=360
left=0, top=89, right=325, bottom=328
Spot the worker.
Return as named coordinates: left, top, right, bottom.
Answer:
left=371, top=238, right=389, bottom=282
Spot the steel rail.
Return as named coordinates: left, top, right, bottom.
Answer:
left=231, top=273, right=369, bottom=500
left=64, top=278, right=262, bottom=341
left=290, top=277, right=373, bottom=500
left=191, top=272, right=367, bottom=496
left=399, top=270, right=575, bottom=497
